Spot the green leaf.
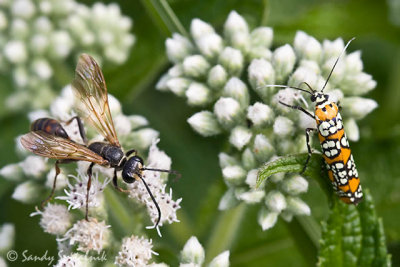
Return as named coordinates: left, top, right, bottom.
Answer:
left=318, top=190, right=391, bottom=267
left=256, top=153, right=332, bottom=198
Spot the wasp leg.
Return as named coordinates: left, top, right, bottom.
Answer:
left=85, top=162, right=95, bottom=221
left=301, top=128, right=317, bottom=174
left=66, top=116, right=88, bottom=145
left=112, top=169, right=129, bottom=193
left=279, top=101, right=315, bottom=119
left=41, top=159, right=72, bottom=209
left=126, top=149, right=137, bottom=157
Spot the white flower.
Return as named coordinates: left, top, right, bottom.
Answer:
left=12, top=181, right=39, bottom=203
left=286, top=197, right=311, bottom=215
left=0, top=223, right=15, bottom=253
left=186, top=82, right=212, bottom=106
left=180, top=236, right=205, bottom=265
left=4, top=40, right=27, bottom=63
left=229, top=126, right=252, bottom=150
left=0, top=257, right=6, bottom=267
left=218, top=47, right=243, bottom=76
left=341, top=97, right=378, bottom=120
left=115, top=235, right=158, bottom=267
left=218, top=152, right=239, bottom=168
left=12, top=0, right=36, bottom=19
left=237, top=189, right=265, bottom=204
left=166, top=77, right=192, bottom=97
left=242, top=148, right=257, bottom=170
left=272, top=44, right=296, bottom=83
left=223, top=77, right=249, bottom=107
left=56, top=171, right=110, bottom=210
left=208, top=251, right=230, bottom=267
left=273, top=116, right=294, bottom=137
left=31, top=58, right=53, bottom=80
left=294, top=31, right=322, bottom=61
left=224, top=11, right=249, bottom=37
left=248, top=59, right=275, bottom=99
left=213, top=97, right=242, bottom=129
left=222, top=165, right=247, bottom=185
left=258, top=208, right=279, bottom=231
left=0, top=164, right=23, bottom=181
left=187, top=111, right=222, bottom=137
left=207, top=65, right=227, bottom=89
left=247, top=102, right=274, bottom=126
left=54, top=253, right=92, bottom=267
left=252, top=134, right=275, bottom=162
left=183, top=55, right=210, bottom=78
left=30, top=204, right=72, bottom=235
left=322, top=38, right=344, bottom=61
left=196, top=33, right=223, bottom=59
left=61, top=218, right=110, bottom=254
left=166, top=33, right=194, bottom=63
left=282, top=175, right=309, bottom=195
left=218, top=188, right=239, bottom=210
left=250, top=27, right=273, bottom=48
left=245, top=169, right=259, bottom=188
left=49, top=31, right=73, bottom=59
left=125, top=128, right=160, bottom=151
left=265, top=190, right=287, bottom=213
left=190, top=19, right=215, bottom=40
left=344, top=118, right=359, bottom=142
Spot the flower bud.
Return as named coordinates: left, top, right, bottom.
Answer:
left=12, top=181, right=40, bottom=203
left=245, top=169, right=258, bottom=188
left=166, top=77, right=191, bottom=97
left=248, top=59, right=275, bottom=100
left=223, top=77, right=249, bottom=107
left=229, top=31, right=250, bottom=53
left=191, top=18, right=215, bottom=40
left=222, top=165, right=247, bottom=185
left=286, top=197, right=311, bottom=215
left=166, top=33, right=194, bottom=63
left=247, top=47, right=272, bottom=61
left=183, top=55, right=210, bottom=78
left=218, top=188, right=240, bottom=210
left=219, top=47, right=244, bottom=76
left=345, top=51, right=363, bottom=74
left=258, top=208, right=278, bottom=231
left=4, top=40, right=28, bottom=63
left=322, top=38, right=344, bottom=61
left=265, top=190, right=287, bottom=212
left=344, top=118, right=359, bottom=142
left=288, top=66, right=319, bottom=91
left=32, top=58, right=53, bottom=80
left=229, top=126, right=252, bottom=150
left=247, top=102, right=274, bottom=126
left=123, top=128, right=159, bottom=150
left=272, top=44, right=296, bottom=83
left=341, top=97, right=378, bottom=120
left=185, top=82, right=212, bottom=106
left=237, top=189, right=265, bottom=204
left=0, top=223, right=15, bottom=253
left=19, top=155, right=47, bottom=178
left=181, top=236, right=205, bottom=265
left=341, top=72, right=377, bottom=95
left=196, top=33, right=223, bottom=60
left=0, top=164, right=23, bottom=181
left=209, top=251, right=230, bottom=267
left=224, top=11, right=249, bottom=37
left=252, top=134, right=275, bottom=162
left=128, top=115, right=149, bottom=130
left=273, top=116, right=294, bottom=137
left=250, top=27, right=273, bottom=48
left=213, top=97, right=243, bottom=129
left=218, top=152, right=239, bottom=169
left=187, top=111, right=222, bottom=137
left=282, top=175, right=309, bottom=195
left=207, top=65, right=227, bottom=89
left=242, top=149, right=257, bottom=171
left=294, top=31, right=322, bottom=61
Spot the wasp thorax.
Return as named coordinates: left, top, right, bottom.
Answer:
left=122, top=156, right=144, bottom=183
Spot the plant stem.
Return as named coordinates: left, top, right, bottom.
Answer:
left=141, top=0, right=188, bottom=37
left=103, top=188, right=133, bottom=236
left=204, top=203, right=248, bottom=263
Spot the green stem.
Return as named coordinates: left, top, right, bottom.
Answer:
left=205, top=203, right=248, bottom=263
left=141, top=0, right=188, bottom=37
left=285, top=215, right=320, bottom=265
left=168, top=209, right=195, bottom=245
left=103, top=188, right=133, bottom=236
left=261, top=0, right=270, bottom=26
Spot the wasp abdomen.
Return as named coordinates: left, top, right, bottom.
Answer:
left=31, top=118, right=69, bottom=139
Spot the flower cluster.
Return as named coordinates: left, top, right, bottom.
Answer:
left=158, top=11, right=377, bottom=230
left=0, top=0, right=134, bottom=111
left=0, top=86, right=181, bottom=263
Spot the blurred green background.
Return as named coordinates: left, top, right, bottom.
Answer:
left=0, top=0, right=399, bottom=266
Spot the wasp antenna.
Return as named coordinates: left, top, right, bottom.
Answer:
left=322, top=37, right=356, bottom=92
left=139, top=174, right=161, bottom=233
left=141, top=168, right=181, bottom=180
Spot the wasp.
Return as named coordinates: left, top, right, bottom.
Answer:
left=268, top=38, right=362, bottom=204
left=21, top=54, right=179, bottom=228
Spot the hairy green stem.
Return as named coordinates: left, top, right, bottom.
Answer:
left=205, top=203, right=248, bottom=263
left=103, top=188, right=133, bottom=236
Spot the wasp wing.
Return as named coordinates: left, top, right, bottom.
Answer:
left=20, top=131, right=108, bottom=164
left=72, top=54, right=120, bottom=147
